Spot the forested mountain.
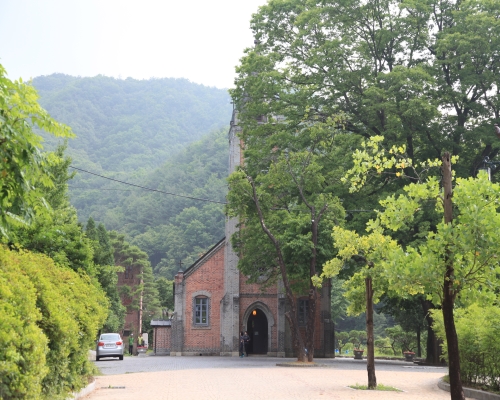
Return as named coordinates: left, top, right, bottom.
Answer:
left=32, top=74, right=231, bottom=276
left=34, top=74, right=231, bottom=172
left=92, top=128, right=228, bottom=278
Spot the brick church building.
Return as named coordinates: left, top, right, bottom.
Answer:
left=152, top=111, right=335, bottom=357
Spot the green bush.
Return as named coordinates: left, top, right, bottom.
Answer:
left=385, top=325, right=417, bottom=355
left=0, top=251, right=48, bottom=399
left=0, top=246, right=108, bottom=399
left=432, top=304, right=500, bottom=391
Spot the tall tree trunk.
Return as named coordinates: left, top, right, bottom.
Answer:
left=365, top=277, right=377, bottom=389
left=248, top=176, right=306, bottom=362
left=442, top=285, right=463, bottom=400
left=305, top=289, right=317, bottom=362
left=441, top=152, right=465, bottom=400
left=305, top=217, right=321, bottom=362
left=285, top=311, right=306, bottom=362
left=417, top=324, right=421, bottom=358
left=421, top=299, right=442, bottom=364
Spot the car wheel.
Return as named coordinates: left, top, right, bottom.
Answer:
left=96, top=356, right=100, bottom=361
left=119, top=355, right=123, bottom=360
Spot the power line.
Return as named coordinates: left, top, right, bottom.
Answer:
left=68, top=186, right=134, bottom=192
left=68, top=166, right=227, bottom=205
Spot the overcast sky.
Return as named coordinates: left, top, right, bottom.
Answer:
left=0, top=0, right=267, bottom=89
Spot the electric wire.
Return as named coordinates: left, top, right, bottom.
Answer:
left=68, top=166, right=227, bottom=205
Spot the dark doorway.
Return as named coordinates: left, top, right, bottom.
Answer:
left=246, top=308, right=268, bottom=354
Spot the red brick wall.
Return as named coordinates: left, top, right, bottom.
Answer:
left=153, top=326, right=172, bottom=354
left=239, top=276, right=279, bottom=351
left=183, top=245, right=225, bottom=351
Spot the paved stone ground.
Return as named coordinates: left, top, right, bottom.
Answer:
left=85, top=356, right=472, bottom=400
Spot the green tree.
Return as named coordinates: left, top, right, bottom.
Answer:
left=336, top=331, right=349, bottom=354
left=156, top=277, right=174, bottom=312
left=141, top=262, right=161, bottom=335
left=0, top=64, right=73, bottom=235
left=240, top=0, right=500, bottom=178
left=385, top=325, right=417, bottom=355
left=226, top=122, right=346, bottom=361
left=323, top=226, right=399, bottom=388
left=109, top=232, right=160, bottom=345
left=330, top=276, right=349, bottom=325
left=86, top=218, right=126, bottom=333
left=232, top=0, right=500, bottom=371
left=328, top=138, right=500, bottom=398
left=6, top=144, right=96, bottom=276
left=378, top=296, right=426, bottom=357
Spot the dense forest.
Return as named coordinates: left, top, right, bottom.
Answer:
left=33, top=74, right=231, bottom=275
left=34, top=74, right=231, bottom=172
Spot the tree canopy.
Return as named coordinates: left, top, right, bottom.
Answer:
left=0, top=65, right=73, bottom=235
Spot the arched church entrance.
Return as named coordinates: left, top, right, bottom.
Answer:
left=246, top=308, right=268, bottom=354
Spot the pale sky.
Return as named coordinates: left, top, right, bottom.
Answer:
left=0, top=0, right=267, bottom=89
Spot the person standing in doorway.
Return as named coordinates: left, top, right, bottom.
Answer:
left=243, top=331, right=250, bottom=357
left=239, top=332, right=245, bottom=357
left=128, top=333, right=134, bottom=355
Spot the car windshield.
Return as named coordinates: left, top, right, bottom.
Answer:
left=100, top=334, right=120, bottom=341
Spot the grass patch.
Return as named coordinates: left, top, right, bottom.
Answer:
left=276, top=361, right=328, bottom=368
left=349, top=383, right=402, bottom=392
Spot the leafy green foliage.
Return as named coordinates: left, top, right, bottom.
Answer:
left=156, top=277, right=174, bottom=312
left=86, top=128, right=228, bottom=277
left=0, top=250, right=48, bottom=399
left=0, top=64, right=73, bottom=235
left=0, top=246, right=107, bottom=399
left=330, top=277, right=349, bottom=324
left=240, top=0, right=500, bottom=179
left=384, top=325, right=417, bottom=355
left=29, top=74, right=232, bottom=273
left=431, top=304, right=500, bottom=391
left=348, top=330, right=367, bottom=350
left=5, top=144, right=96, bottom=276
left=110, top=231, right=161, bottom=331
left=33, top=74, right=231, bottom=173
left=379, top=172, right=500, bottom=305
left=336, top=331, right=349, bottom=354
left=86, top=218, right=126, bottom=333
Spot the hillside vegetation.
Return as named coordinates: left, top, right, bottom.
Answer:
left=33, top=75, right=231, bottom=275
left=34, top=74, right=231, bottom=172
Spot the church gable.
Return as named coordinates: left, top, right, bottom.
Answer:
left=179, top=238, right=225, bottom=353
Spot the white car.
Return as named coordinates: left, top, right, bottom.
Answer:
left=96, top=333, right=124, bottom=361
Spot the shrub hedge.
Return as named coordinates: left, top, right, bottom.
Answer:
left=432, top=304, right=500, bottom=392
left=0, top=246, right=107, bottom=399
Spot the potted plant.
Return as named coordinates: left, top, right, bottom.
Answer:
left=349, top=330, right=366, bottom=360
left=403, top=351, right=415, bottom=362
left=353, top=348, right=364, bottom=360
